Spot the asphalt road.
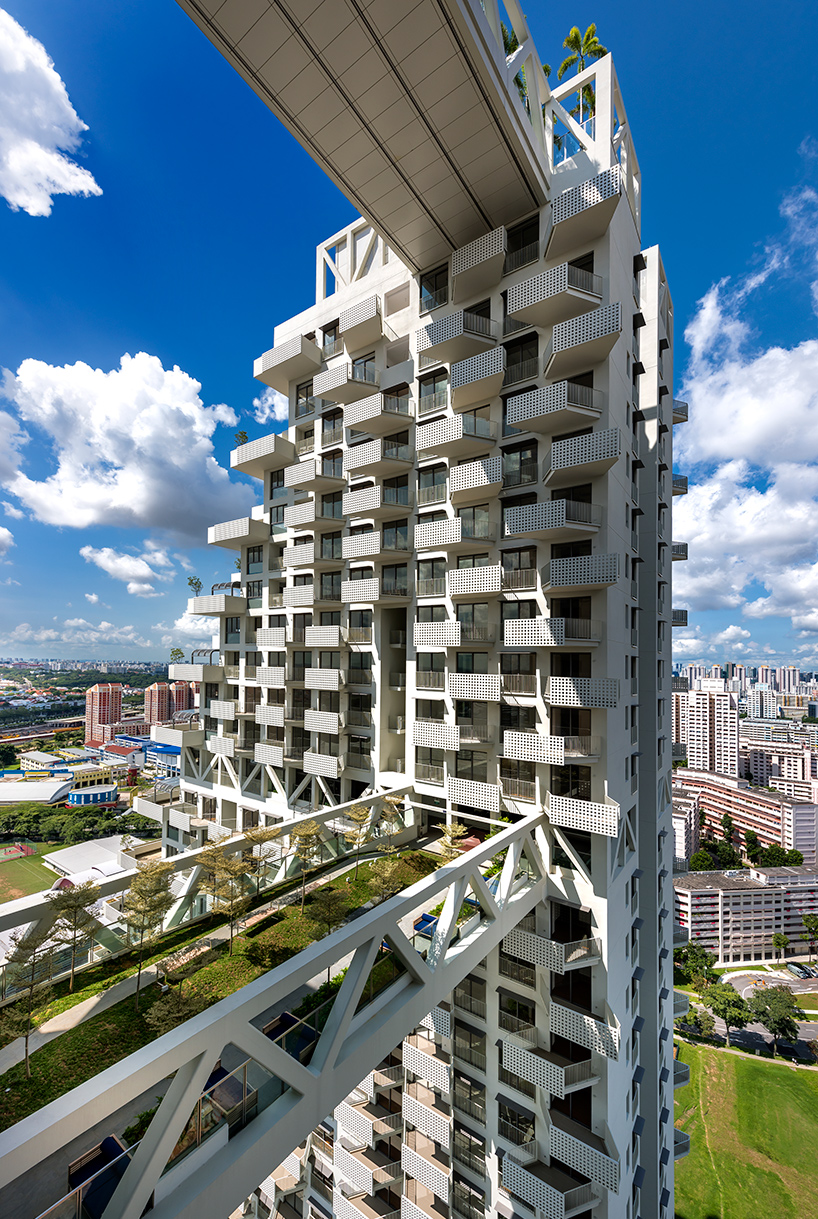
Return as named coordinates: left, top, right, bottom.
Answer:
left=690, top=970, right=818, bottom=1057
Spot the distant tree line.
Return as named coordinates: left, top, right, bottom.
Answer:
left=0, top=801, right=161, bottom=846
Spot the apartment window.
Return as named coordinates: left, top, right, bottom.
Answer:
left=501, top=600, right=538, bottom=622
left=418, top=463, right=447, bottom=505
left=320, top=572, right=341, bottom=600
left=457, top=503, right=492, bottom=540
left=225, top=617, right=241, bottom=645
left=420, top=264, right=448, bottom=313
left=268, top=468, right=285, bottom=500
left=321, top=531, right=343, bottom=561
left=352, top=352, right=376, bottom=383
left=322, top=450, right=343, bottom=478
left=417, top=604, right=447, bottom=623
left=383, top=518, right=409, bottom=550
left=270, top=503, right=285, bottom=530
left=382, top=564, right=409, bottom=595
left=456, top=652, right=488, bottom=674
left=498, top=1099, right=535, bottom=1144
left=502, top=546, right=537, bottom=572
left=418, top=371, right=448, bottom=414
left=416, top=745, right=444, bottom=773
left=501, top=652, right=535, bottom=676
left=349, top=565, right=374, bottom=581
left=323, top=409, right=342, bottom=437
left=321, top=491, right=344, bottom=518
left=320, top=610, right=341, bottom=626
left=295, top=381, right=315, bottom=418
left=455, top=750, right=488, bottom=783
left=417, top=652, right=445, bottom=674
left=505, top=216, right=539, bottom=271
left=502, top=440, right=538, bottom=488
left=349, top=652, right=373, bottom=684
left=453, top=1071, right=486, bottom=1121
left=501, top=704, right=537, bottom=730
left=452, top=1131, right=486, bottom=1177
left=504, top=333, right=539, bottom=378
left=246, top=580, right=262, bottom=608
left=247, top=545, right=264, bottom=574
left=383, top=473, right=410, bottom=507
left=457, top=553, right=492, bottom=568
left=347, top=691, right=372, bottom=726
left=416, top=699, right=444, bottom=721
left=457, top=604, right=489, bottom=639
left=453, top=1022, right=486, bottom=1070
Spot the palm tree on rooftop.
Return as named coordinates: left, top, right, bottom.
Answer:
left=557, top=24, right=608, bottom=126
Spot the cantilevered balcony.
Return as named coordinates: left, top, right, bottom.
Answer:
left=415, top=517, right=495, bottom=552
left=549, top=999, right=619, bottom=1059
left=402, top=1133, right=450, bottom=1203
left=189, top=592, right=245, bottom=617
left=282, top=585, right=315, bottom=608
left=303, top=709, right=342, bottom=736
left=283, top=542, right=316, bottom=569
left=416, top=413, right=496, bottom=458
left=344, top=438, right=413, bottom=478
left=547, top=792, right=620, bottom=838
left=284, top=498, right=340, bottom=531
left=254, top=742, right=283, bottom=768
left=285, top=458, right=346, bottom=493
left=253, top=333, right=322, bottom=393
left=503, top=617, right=602, bottom=648
left=403, top=1033, right=451, bottom=1093
left=674, top=1059, right=691, bottom=1090
left=543, top=428, right=620, bottom=486
left=447, top=456, right=502, bottom=506
left=448, top=564, right=502, bottom=599
left=414, top=621, right=461, bottom=648
left=314, top=361, right=380, bottom=404
left=451, top=226, right=506, bottom=302
left=344, top=392, right=414, bottom=434
left=450, top=347, right=506, bottom=411
left=416, top=309, right=499, bottom=365
left=413, top=720, right=460, bottom=751
left=403, top=1082, right=450, bottom=1150
left=501, top=1154, right=599, bottom=1219
left=335, top=1098, right=402, bottom=1149
left=672, top=473, right=688, bottom=495
left=542, top=554, right=619, bottom=594
left=304, top=667, right=344, bottom=692
left=304, top=624, right=344, bottom=648
left=342, top=577, right=411, bottom=603
left=503, top=926, right=602, bottom=975
left=501, top=730, right=564, bottom=765
left=257, top=627, right=286, bottom=649
left=506, top=380, right=602, bottom=434
left=343, top=483, right=413, bottom=518
left=255, top=704, right=284, bottom=729
left=674, top=991, right=690, bottom=1020
left=208, top=516, right=269, bottom=550
left=500, top=1041, right=598, bottom=1100
left=303, top=750, right=341, bottom=779
left=343, top=532, right=384, bottom=560
left=672, top=542, right=688, bottom=561
left=549, top=1110, right=619, bottom=1194
left=339, top=293, right=382, bottom=350
left=448, top=673, right=502, bottom=701
left=674, top=1129, right=691, bottom=1160
left=507, top=263, right=603, bottom=329
left=230, top=431, right=296, bottom=479
left=673, top=398, right=689, bottom=424
left=504, top=499, right=600, bottom=542
left=447, top=776, right=500, bottom=813
left=257, top=666, right=286, bottom=687
left=544, top=676, right=619, bottom=709
left=672, top=609, right=688, bottom=627
left=546, top=164, right=623, bottom=259
left=544, top=304, right=621, bottom=380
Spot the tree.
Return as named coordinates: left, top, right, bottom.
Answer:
left=748, top=985, right=806, bottom=1055
left=786, top=849, right=805, bottom=866
left=772, top=932, right=790, bottom=962
left=716, top=841, right=741, bottom=869
left=47, top=879, right=101, bottom=992
left=122, top=861, right=175, bottom=1011
left=438, top=820, right=469, bottom=864
left=0, top=927, right=55, bottom=1078
left=705, top=982, right=752, bottom=1047
left=311, top=887, right=349, bottom=938
left=187, top=576, right=202, bottom=598
left=169, top=648, right=185, bottom=665
left=699, top=808, right=707, bottom=829
left=234, top=431, right=248, bottom=447
left=145, top=983, right=205, bottom=1037
left=290, top=820, right=323, bottom=914
left=345, top=804, right=373, bottom=878
left=745, top=829, right=762, bottom=863
left=557, top=24, right=608, bottom=125
left=675, top=942, right=718, bottom=985
left=198, top=844, right=250, bottom=955
left=242, top=824, right=282, bottom=895
left=689, top=849, right=715, bottom=872
left=803, top=913, right=818, bottom=961
left=377, top=794, right=404, bottom=853
left=758, top=843, right=788, bottom=867
left=696, top=1009, right=716, bottom=1039
left=0, top=742, right=16, bottom=768
left=721, top=813, right=734, bottom=842
left=369, top=856, right=402, bottom=905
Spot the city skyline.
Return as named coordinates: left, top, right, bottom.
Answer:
left=0, top=0, right=817, bottom=662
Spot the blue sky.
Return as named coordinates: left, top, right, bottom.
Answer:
left=1, top=0, right=818, bottom=665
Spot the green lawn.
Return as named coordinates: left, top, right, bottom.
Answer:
left=0, top=842, right=67, bottom=902
left=674, top=1041, right=818, bottom=1218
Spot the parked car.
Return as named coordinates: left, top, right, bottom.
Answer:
left=803, top=963, right=818, bottom=978
left=786, top=962, right=809, bottom=979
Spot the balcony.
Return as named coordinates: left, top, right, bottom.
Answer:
left=344, top=391, right=414, bottom=435
left=506, top=380, right=602, bottom=436
left=674, top=1129, right=691, bottom=1160
left=448, top=564, right=502, bottom=599
left=501, top=1155, right=599, bottom=1219
left=416, top=413, right=496, bottom=458
left=206, top=514, right=270, bottom=551
left=283, top=542, right=316, bottom=569
left=504, top=499, right=600, bottom=542
left=501, top=1041, right=598, bottom=1100
left=314, top=360, right=380, bottom=404
left=413, top=720, right=459, bottom=751
left=285, top=458, right=346, bottom=493
left=542, top=554, right=619, bottom=594
left=284, top=499, right=339, bottom=531
left=501, top=568, right=538, bottom=592
left=500, top=777, right=537, bottom=803
left=503, top=617, right=601, bottom=649
left=672, top=609, right=688, bottom=627
left=335, top=1144, right=402, bottom=1198
left=415, top=671, right=446, bottom=696
left=451, top=225, right=506, bottom=302
left=672, top=473, right=688, bottom=495
left=502, top=731, right=563, bottom=764
left=304, top=624, right=344, bottom=648
left=303, top=751, right=341, bottom=779
left=257, top=627, right=286, bottom=650
left=231, top=431, right=296, bottom=479
left=254, top=742, right=283, bottom=767
left=189, top=592, right=245, bottom=617
left=339, top=293, right=382, bottom=350
left=208, top=699, right=234, bottom=720
left=253, top=333, right=322, bottom=393
left=502, top=355, right=540, bottom=389
left=448, top=673, right=502, bottom=702
left=417, top=388, right=449, bottom=419
left=450, top=347, right=506, bottom=411
left=342, top=577, right=411, bottom=603
left=417, top=309, right=499, bottom=364
left=206, top=733, right=235, bottom=758
left=254, top=705, right=284, bottom=731
left=673, top=990, right=690, bottom=1019
left=335, top=1097, right=402, bottom=1148
left=543, top=428, right=620, bottom=487
left=458, top=721, right=494, bottom=746
left=415, top=762, right=445, bottom=785
left=447, top=776, right=500, bottom=813
left=403, top=1182, right=449, bottom=1219
left=672, top=541, right=689, bottom=561
left=544, top=303, right=622, bottom=380
left=674, top=923, right=689, bottom=947
left=282, top=585, right=315, bottom=608
left=544, top=677, right=619, bottom=709
left=548, top=792, right=620, bottom=838
left=549, top=1110, right=619, bottom=1194
left=303, top=709, right=341, bottom=736
left=507, top=263, right=603, bottom=329
left=415, top=517, right=495, bottom=552
left=402, top=1134, right=450, bottom=1203
left=674, top=1059, right=691, bottom=1090
left=403, top=1082, right=450, bottom=1150
left=343, top=532, right=384, bottom=560
left=257, top=666, right=286, bottom=687
left=414, top=621, right=461, bottom=648
left=673, top=398, right=689, bottom=425
left=344, top=437, right=413, bottom=478
left=546, top=164, right=623, bottom=260
left=504, top=926, right=602, bottom=974
left=304, top=667, right=344, bottom=692
left=403, top=1033, right=451, bottom=1094
left=343, top=483, right=413, bottom=519
left=549, top=999, right=619, bottom=1059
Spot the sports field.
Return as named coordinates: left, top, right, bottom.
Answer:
left=674, top=1041, right=818, bottom=1217
left=0, top=843, right=65, bottom=902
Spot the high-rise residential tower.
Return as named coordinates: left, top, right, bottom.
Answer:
left=672, top=683, right=739, bottom=776
left=145, top=681, right=172, bottom=724
left=84, top=681, right=122, bottom=743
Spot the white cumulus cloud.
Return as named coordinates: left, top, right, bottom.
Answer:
left=0, top=525, right=13, bottom=555
left=84, top=593, right=99, bottom=604
left=153, top=612, right=215, bottom=647
left=2, top=617, right=152, bottom=649
left=80, top=544, right=158, bottom=584
left=0, top=9, right=101, bottom=217
left=252, top=387, right=288, bottom=425
left=126, top=581, right=161, bottom=598
left=2, top=500, right=23, bottom=519
left=1, top=352, right=253, bottom=542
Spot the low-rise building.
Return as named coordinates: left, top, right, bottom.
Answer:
left=674, top=864, right=818, bottom=963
